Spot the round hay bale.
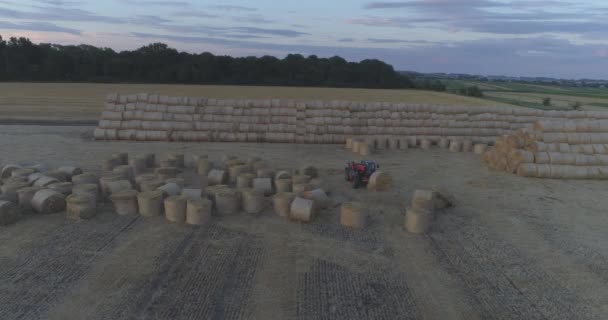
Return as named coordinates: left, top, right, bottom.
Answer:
left=157, top=183, right=181, bottom=197
left=405, top=207, right=432, bottom=234
left=256, top=169, right=274, bottom=179
left=346, top=138, right=354, bottom=149
left=165, top=178, right=185, bottom=187
left=99, top=174, right=123, bottom=197
left=186, top=198, right=212, bottom=225
left=0, top=200, right=19, bottom=225
left=253, top=178, right=273, bottom=196
left=253, top=161, right=269, bottom=171
left=33, top=176, right=59, bottom=188
left=462, top=140, right=473, bottom=152
left=367, top=171, right=392, bottom=191
left=292, top=175, right=311, bottom=184
left=473, top=144, right=488, bottom=155
left=247, top=157, right=263, bottom=166
left=155, top=167, right=181, bottom=181
left=1, top=164, right=22, bottom=179
left=359, top=143, right=371, bottom=156
left=517, top=163, right=538, bottom=177
left=299, top=166, right=319, bottom=179
left=160, top=159, right=179, bottom=168
left=57, top=166, right=83, bottom=181
left=208, top=169, right=228, bottom=186
left=102, top=158, right=120, bottom=172
left=66, top=194, right=96, bottom=220
left=48, top=182, right=73, bottom=196
left=275, top=178, right=292, bottom=193
left=197, top=158, right=212, bottom=175
left=73, top=184, right=99, bottom=204
left=168, top=154, right=185, bottom=168
left=275, top=170, right=292, bottom=181
left=237, top=173, right=256, bottom=189
left=290, top=197, right=315, bottom=222
left=137, top=190, right=164, bottom=217
left=3, top=176, right=26, bottom=184
left=242, top=188, right=265, bottom=214
left=17, top=186, right=42, bottom=212
left=11, top=168, right=35, bottom=178
left=293, top=183, right=313, bottom=195
left=438, top=138, right=449, bottom=149
left=273, top=192, right=294, bottom=217
left=1, top=181, right=29, bottom=194
left=411, top=190, right=435, bottom=211
left=112, top=152, right=129, bottom=165
left=215, top=189, right=240, bottom=215
left=113, top=165, right=134, bottom=182
left=45, top=170, right=68, bottom=182
left=129, top=158, right=147, bottom=176
left=105, top=179, right=133, bottom=196
left=140, top=179, right=164, bottom=192
left=72, top=173, right=99, bottom=186
left=181, top=188, right=202, bottom=199
left=302, top=189, right=329, bottom=209
left=221, top=155, right=238, bottom=164
left=143, top=153, right=156, bottom=167
left=27, top=172, right=45, bottom=185
left=229, top=165, right=252, bottom=184
left=352, top=140, right=362, bottom=153
left=420, top=139, right=432, bottom=150
left=449, top=140, right=462, bottom=153
left=108, top=190, right=137, bottom=216
left=135, top=174, right=156, bottom=190
left=164, top=195, right=188, bottom=223
left=31, top=189, right=66, bottom=214
left=340, top=202, right=364, bottom=229
left=27, top=163, right=49, bottom=173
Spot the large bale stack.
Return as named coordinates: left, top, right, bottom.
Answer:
left=483, top=119, right=608, bottom=179
left=96, top=93, right=608, bottom=145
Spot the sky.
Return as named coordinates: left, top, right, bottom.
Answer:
left=0, top=0, right=607, bottom=79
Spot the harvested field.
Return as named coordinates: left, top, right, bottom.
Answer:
left=1, top=125, right=608, bottom=319
left=0, top=83, right=512, bottom=121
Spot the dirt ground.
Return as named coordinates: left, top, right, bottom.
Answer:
left=1, top=125, right=608, bottom=320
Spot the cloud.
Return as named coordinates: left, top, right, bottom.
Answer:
left=160, top=24, right=307, bottom=37
left=235, top=15, right=273, bottom=24
left=173, top=10, right=218, bottom=18
left=338, top=38, right=355, bottom=42
left=0, top=6, right=123, bottom=23
left=367, top=38, right=435, bottom=44
left=208, top=5, right=257, bottom=12
left=122, top=0, right=191, bottom=7
left=0, top=20, right=80, bottom=35
left=34, top=0, right=83, bottom=5
left=356, top=0, right=608, bottom=37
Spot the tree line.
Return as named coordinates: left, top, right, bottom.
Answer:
left=0, top=35, right=445, bottom=90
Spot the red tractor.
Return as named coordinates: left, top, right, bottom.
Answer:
left=345, top=160, right=379, bottom=189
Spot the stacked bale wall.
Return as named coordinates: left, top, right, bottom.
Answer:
left=483, top=119, right=608, bottom=179
left=95, top=93, right=608, bottom=144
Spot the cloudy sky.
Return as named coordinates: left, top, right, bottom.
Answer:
left=0, top=0, right=607, bottom=79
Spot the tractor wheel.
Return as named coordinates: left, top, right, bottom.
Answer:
left=352, top=174, right=362, bottom=189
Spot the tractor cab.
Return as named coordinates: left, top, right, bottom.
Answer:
left=345, top=160, right=380, bottom=189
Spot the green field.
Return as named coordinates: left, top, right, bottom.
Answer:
left=444, top=80, right=608, bottom=110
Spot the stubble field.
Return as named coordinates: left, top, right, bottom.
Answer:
left=0, top=83, right=511, bottom=121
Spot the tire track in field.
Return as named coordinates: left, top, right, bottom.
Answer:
left=0, top=213, right=139, bottom=320
left=137, top=225, right=263, bottom=320
left=429, top=212, right=594, bottom=320
left=297, top=259, right=420, bottom=320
